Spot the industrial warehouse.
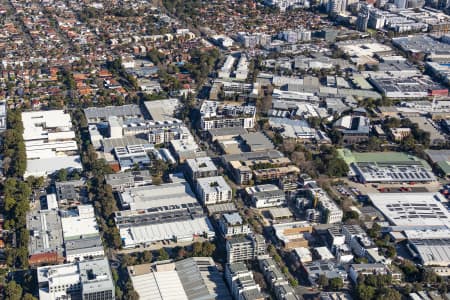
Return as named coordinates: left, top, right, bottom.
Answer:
left=339, top=150, right=436, bottom=183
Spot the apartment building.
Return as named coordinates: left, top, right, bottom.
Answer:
left=225, top=263, right=264, bottom=300
left=200, top=101, right=256, bottom=130
left=196, top=176, right=233, bottom=205
left=185, top=156, right=219, bottom=182
left=219, top=212, right=252, bottom=237
left=226, top=234, right=266, bottom=263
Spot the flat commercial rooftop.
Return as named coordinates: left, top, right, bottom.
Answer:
left=120, top=217, right=215, bottom=247
left=27, top=209, right=64, bottom=256
left=222, top=149, right=284, bottom=164
left=144, top=99, right=180, bottom=122
left=119, top=181, right=197, bottom=211
left=25, top=156, right=83, bottom=178
left=206, top=202, right=238, bottom=215
left=22, top=110, right=73, bottom=141
left=269, top=117, right=316, bottom=139
left=102, top=136, right=150, bottom=153
left=61, top=211, right=100, bottom=241
left=208, top=127, right=248, bottom=141
left=84, top=105, right=142, bottom=122
left=240, top=132, right=274, bottom=152
left=186, top=156, right=218, bottom=174
left=21, top=110, right=82, bottom=178
left=393, top=35, right=450, bottom=54
left=336, top=40, right=392, bottom=57
left=269, top=207, right=293, bottom=219
left=368, top=193, right=450, bottom=227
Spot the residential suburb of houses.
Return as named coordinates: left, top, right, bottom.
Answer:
left=1, top=0, right=450, bottom=300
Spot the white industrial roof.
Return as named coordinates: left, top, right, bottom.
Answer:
left=61, top=215, right=99, bottom=240
left=119, top=181, right=197, bottom=210
left=25, top=156, right=82, bottom=179
left=294, top=247, right=312, bottom=262
left=21, top=110, right=82, bottom=178
left=404, top=228, right=450, bottom=240
left=315, top=247, right=335, bottom=260
left=131, top=271, right=188, bottom=300
left=22, top=110, right=73, bottom=141
left=46, top=193, right=58, bottom=210
left=369, top=193, right=450, bottom=227
left=120, top=217, right=214, bottom=247
left=143, top=99, right=180, bottom=122
left=25, top=140, right=78, bottom=159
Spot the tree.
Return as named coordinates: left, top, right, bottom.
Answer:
left=56, top=168, right=68, bottom=182
left=192, top=242, right=203, bottom=256
left=328, top=128, right=343, bottom=145
left=291, top=151, right=305, bottom=165
left=367, top=137, right=382, bottom=151
left=111, top=269, right=119, bottom=283
left=152, top=159, right=168, bottom=176
left=364, top=274, right=378, bottom=287
left=115, top=286, right=123, bottom=300
left=343, top=211, right=359, bottom=222
left=401, top=260, right=419, bottom=281
left=367, top=223, right=381, bottom=239
left=4, top=280, right=23, bottom=300
left=420, top=269, right=438, bottom=284
left=281, top=139, right=296, bottom=154
left=375, top=288, right=401, bottom=300
left=317, top=274, right=329, bottom=288
left=289, top=277, right=299, bottom=287
left=158, top=248, right=170, bottom=261
left=201, top=241, right=216, bottom=257
left=385, top=245, right=396, bottom=258
left=273, top=253, right=282, bottom=264
left=121, top=254, right=137, bottom=267
left=124, top=290, right=139, bottom=300
left=152, top=176, right=162, bottom=185
left=314, top=146, right=349, bottom=177
left=328, top=277, right=343, bottom=291
left=322, top=157, right=348, bottom=177
left=307, top=116, right=321, bottom=129
left=141, top=250, right=153, bottom=263
left=22, top=294, right=37, bottom=300
left=267, top=244, right=276, bottom=255
left=356, top=283, right=375, bottom=300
